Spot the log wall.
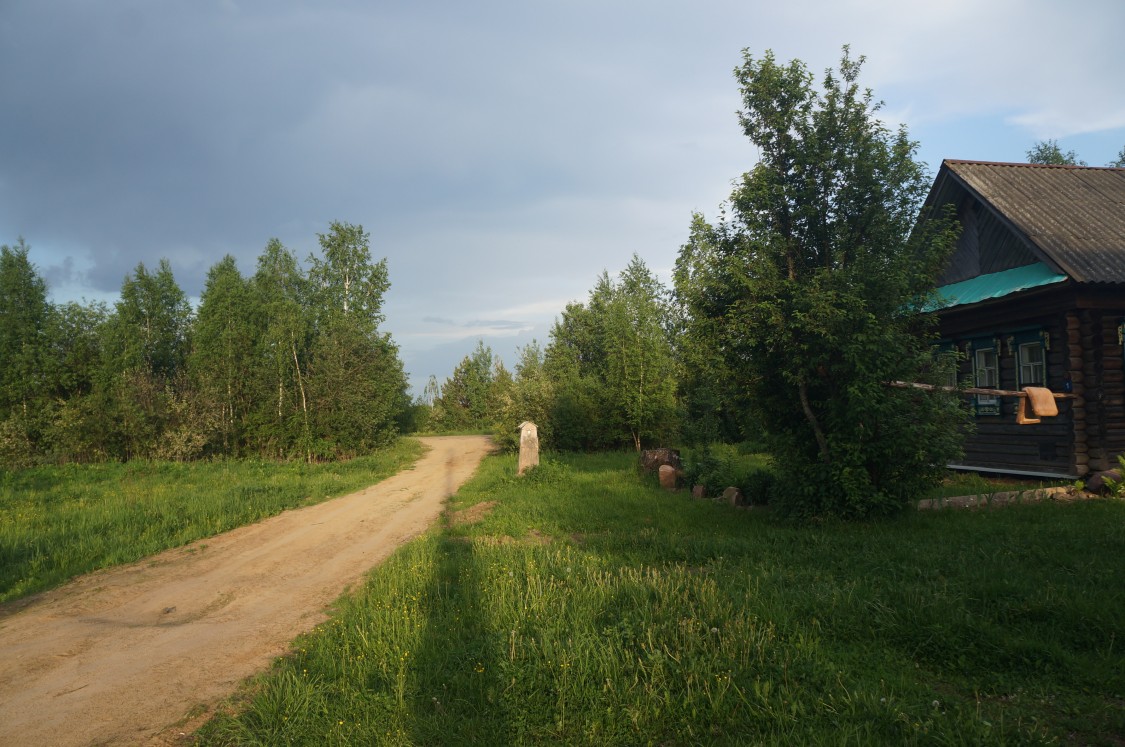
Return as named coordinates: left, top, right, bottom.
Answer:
left=939, top=286, right=1125, bottom=477
left=952, top=314, right=1075, bottom=475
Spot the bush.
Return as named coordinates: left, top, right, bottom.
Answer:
left=683, top=443, right=777, bottom=505
left=741, top=468, right=777, bottom=505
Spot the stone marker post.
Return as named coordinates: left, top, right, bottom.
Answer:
left=518, top=421, right=540, bottom=475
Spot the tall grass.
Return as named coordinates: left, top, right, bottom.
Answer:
left=0, top=439, right=424, bottom=603
left=199, top=453, right=1125, bottom=746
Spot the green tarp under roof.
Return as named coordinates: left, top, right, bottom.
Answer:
left=928, top=262, right=1068, bottom=311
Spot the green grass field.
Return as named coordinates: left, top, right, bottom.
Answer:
left=0, top=439, right=424, bottom=603
left=198, top=452, right=1125, bottom=746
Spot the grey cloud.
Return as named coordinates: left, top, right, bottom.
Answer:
left=464, top=320, right=527, bottom=330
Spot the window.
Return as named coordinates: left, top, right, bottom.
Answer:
left=1018, top=342, right=1045, bottom=387
left=974, top=347, right=1000, bottom=415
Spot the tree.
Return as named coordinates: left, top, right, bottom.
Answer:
left=436, top=340, right=500, bottom=431
left=309, top=221, right=389, bottom=331
left=544, top=257, right=679, bottom=451
left=676, top=47, right=964, bottom=518
left=43, top=301, right=111, bottom=462
left=601, top=255, right=679, bottom=450
left=673, top=214, right=751, bottom=446
left=1026, top=139, right=1086, bottom=166
left=1110, top=146, right=1125, bottom=168
left=0, top=239, right=51, bottom=462
left=307, top=321, right=406, bottom=454
left=0, top=239, right=49, bottom=418
left=305, top=222, right=406, bottom=455
left=98, top=259, right=195, bottom=459
left=495, top=341, right=555, bottom=451
left=250, top=239, right=314, bottom=458
left=104, top=259, right=193, bottom=380
left=191, top=255, right=257, bottom=454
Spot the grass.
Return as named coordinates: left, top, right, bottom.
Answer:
left=197, top=452, right=1125, bottom=746
left=0, top=438, right=425, bottom=603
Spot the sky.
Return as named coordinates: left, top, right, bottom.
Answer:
left=2, top=0, right=1124, bottom=395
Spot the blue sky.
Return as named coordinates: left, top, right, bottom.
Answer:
left=2, top=0, right=1123, bottom=394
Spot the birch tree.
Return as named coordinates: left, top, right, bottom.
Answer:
left=192, top=255, right=256, bottom=454
left=252, top=239, right=313, bottom=457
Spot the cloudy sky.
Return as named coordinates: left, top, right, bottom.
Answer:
left=2, top=0, right=1123, bottom=393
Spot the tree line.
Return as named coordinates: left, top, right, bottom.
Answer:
left=420, top=254, right=680, bottom=453
left=0, top=222, right=410, bottom=465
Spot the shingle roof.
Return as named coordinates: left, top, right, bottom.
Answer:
left=938, top=160, right=1125, bottom=284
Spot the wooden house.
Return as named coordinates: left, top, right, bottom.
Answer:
left=924, top=160, right=1125, bottom=478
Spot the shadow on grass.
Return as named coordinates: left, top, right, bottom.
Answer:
left=407, top=513, right=510, bottom=744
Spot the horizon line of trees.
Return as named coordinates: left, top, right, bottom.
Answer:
left=0, top=222, right=410, bottom=466
left=420, top=254, right=683, bottom=453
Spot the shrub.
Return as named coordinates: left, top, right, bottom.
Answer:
left=741, top=467, right=777, bottom=505
left=683, top=443, right=776, bottom=504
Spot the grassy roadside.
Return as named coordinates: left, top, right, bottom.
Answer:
left=0, top=438, right=425, bottom=603
left=198, top=452, right=1125, bottom=746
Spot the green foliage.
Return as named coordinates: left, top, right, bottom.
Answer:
left=1026, top=139, right=1086, bottom=166
left=1103, top=454, right=1125, bottom=498
left=674, top=48, right=965, bottom=518
left=191, top=255, right=257, bottom=455
left=307, top=321, right=405, bottom=455
left=0, top=439, right=425, bottom=602
left=0, top=224, right=409, bottom=466
left=673, top=215, right=755, bottom=446
left=683, top=443, right=776, bottom=503
left=1023, top=140, right=1125, bottom=168
left=0, top=239, right=52, bottom=455
left=309, top=221, right=390, bottom=330
left=104, top=259, right=193, bottom=380
left=431, top=341, right=506, bottom=432
left=543, top=255, right=680, bottom=451
left=249, top=238, right=314, bottom=457
left=494, top=342, right=555, bottom=451
left=198, top=451, right=1125, bottom=746
left=474, top=254, right=675, bottom=452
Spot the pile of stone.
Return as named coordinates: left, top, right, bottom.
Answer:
left=640, top=449, right=751, bottom=507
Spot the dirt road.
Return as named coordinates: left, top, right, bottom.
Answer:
left=0, top=435, right=493, bottom=747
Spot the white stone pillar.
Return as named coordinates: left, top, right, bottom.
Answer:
left=518, top=421, right=539, bottom=475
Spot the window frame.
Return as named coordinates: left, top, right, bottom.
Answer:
left=973, top=344, right=1000, bottom=416
left=1012, top=328, right=1049, bottom=389
left=1017, top=340, right=1046, bottom=388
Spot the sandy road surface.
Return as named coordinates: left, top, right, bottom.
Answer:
left=0, top=435, right=493, bottom=747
